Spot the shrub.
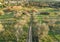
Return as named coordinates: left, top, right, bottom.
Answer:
left=0, top=22, right=5, bottom=32
left=12, top=6, right=23, bottom=11
left=0, top=10, right=4, bottom=15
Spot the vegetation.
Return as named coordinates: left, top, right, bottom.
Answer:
left=0, top=0, right=60, bottom=42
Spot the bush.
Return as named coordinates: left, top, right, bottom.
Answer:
left=0, top=10, right=4, bottom=15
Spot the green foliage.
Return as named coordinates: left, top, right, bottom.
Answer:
left=0, top=4, right=60, bottom=42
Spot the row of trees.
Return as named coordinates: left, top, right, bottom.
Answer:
left=2, top=0, right=28, bottom=6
